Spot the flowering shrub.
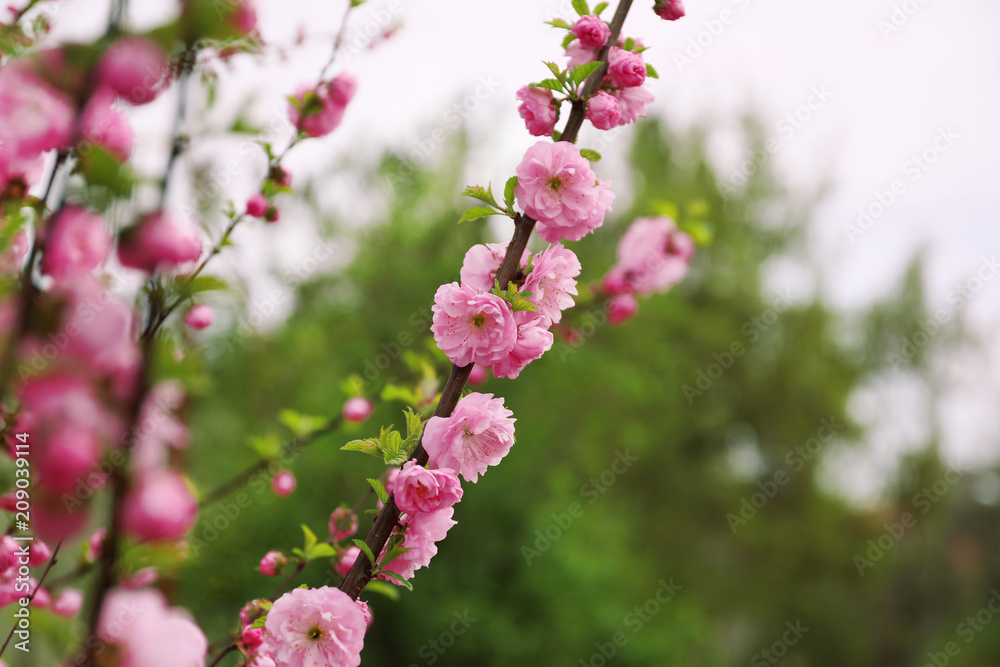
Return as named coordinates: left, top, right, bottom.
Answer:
left=0, top=1, right=701, bottom=665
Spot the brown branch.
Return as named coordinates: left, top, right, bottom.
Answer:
left=0, top=538, right=62, bottom=659
left=339, top=0, right=635, bottom=600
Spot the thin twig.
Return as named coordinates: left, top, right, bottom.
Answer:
left=0, top=539, right=63, bottom=659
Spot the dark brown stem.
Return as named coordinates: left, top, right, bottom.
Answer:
left=207, top=643, right=238, bottom=667
left=338, top=0, right=635, bottom=601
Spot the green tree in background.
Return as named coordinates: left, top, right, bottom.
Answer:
left=180, top=121, right=1000, bottom=667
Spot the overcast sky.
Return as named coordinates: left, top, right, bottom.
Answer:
left=39, top=0, right=1000, bottom=505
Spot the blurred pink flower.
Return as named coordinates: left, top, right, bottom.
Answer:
left=121, top=469, right=197, bottom=542
left=40, top=206, right=110, bottom=280
left=80, top=88, right=133, bottom=161
left=184, top=304, right=213, bottom=330
left=272, top=470, right=296, bottom=497
left=118, top=211, right=202, bottom=273
left=97, top=37, right=168, bottom=105
left=343, top=396, right=373, bottom=422
left=329, top=507, right=358, bottom=541
left=97, top=588, right=207, bottom=667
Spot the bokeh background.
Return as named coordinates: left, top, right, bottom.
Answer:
left=10, top=0, right=1000, bottom=665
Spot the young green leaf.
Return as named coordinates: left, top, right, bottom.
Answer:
left=364, top=580, right=401, bottom=601
left=307, top=543, right=338, bottom=561
left=571, top=0, right=590, bottom=17
left=646, top=63, right=660, bottom=79
left=366, top=478, right=389, bottom=504
left=341, top=437, right=381, bottom=457
left=570, top=61, right=602, bottom=86
left=459, top=206, right=502, bottom=224
left=504, top=176, right=518, bottom=211
left=378, top=570, right=414, bottom=591
left=624, top=37, right=636, bottom=51
left=462, top=184, right=498, bottom=208
left=302, top=524, right=318, bottom=553
left=579, top=149, right=602, bottom=162
left=593, top=1, right=609, bottom=14
left=531, top=78, right=564, bottom=93
left=352, top=539, right=377, bottom=566
left=545, top=18, right=572, bottom=29
left=249, top=616, right=267, bottom=629
left=562, top=31, right=576, bottom=50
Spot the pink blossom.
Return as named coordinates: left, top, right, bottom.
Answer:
left=0, top=536, right=17, bottom=573
left=377, top=507, right=456, bottom=582
left=97, top=37, right=168, bottom=105
left=514, top=141, right=614, bottom=243
left=516, top=86, right=558, bottom=137
left=356, top=599, right=373, bottom=628
left=121, top=469, right=197, bottom=542
left=522, top=243, right=581, bottom=326
left=265, top=206, right=279, bottom=223
left=335, top=546, right=361, bottom=577
left=242, top=625, right=265, bottom=651
left=40, top=206, right=110, bottom=280
left=259, top=551, right=287, bottom=577
left=229, top=0, right=258, bottom=33
left=608, top=47, right=647, bottom=88
left=30, top=584, right=50, bottom=608
left=394, top=461, right=464, bottom=514
left=572, top=15, right=612, bottom=50
left=329, top=507, right=358, bottom=541
left=614, top=84, right=654, bottom=125
left=460, top=242, right=529, bottom=292
left=0, top=493, right=16, bottom=512
left=288, top=74, right=356, bottom=138
left=184, top=304, right=213, bottom=330
left=28, top=540, right=51, bottom=568
left=123, top=567, right=158, bottom=589
left=131, top=382, right=189, bottom=472
left=118, top=211, right=202, bottom=273
left=0, top=62, right=74, bottom=162
left=468, top=363, right=488, bottom=385
left=491, top=312, right=554, bottom=379
left=272, top=470, right=296, bottom=496
left=0, top=230, right=29, bottom=275
left=586, top=90, right=622, bottom=131
left=654, top=0, right=686, bottom=20
left=265, top=586, right=367, bottom=667
left=565, top=40, right=597, bottom=68
left=343, top=396, right=373, bottom=422
left=604, top=217, right=695, bottom=295
left=86, top=528, right=106, bottom=562
left=423, top=392, right=516, bottom=483
left=430, top=282, right=518, bottom=368
left=52, top=588, right=84, bottom=617
left=246, top=194, right=268, bottom=217
left=97, top=588, right=207, bottom=667
left=608, top=293, right=638, bottom=325
left=80, top=88, right=134, bottom=161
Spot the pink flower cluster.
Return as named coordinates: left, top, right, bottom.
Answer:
left=288, top=74, right=358, bottom=138
left=602, top=216, right=696, bottom=324
left=0, top=536, right=82, bottom=614
left=96, top=588, right=207, bottom=667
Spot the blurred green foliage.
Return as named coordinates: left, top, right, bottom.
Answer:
left=172, top=121, right=1000, bottom=667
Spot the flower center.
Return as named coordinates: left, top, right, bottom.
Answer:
left=548, top=177, right=562, bottom=191
left=308, top=626, right=323, bottom=642
left=471, top=314, right=486, bottom=328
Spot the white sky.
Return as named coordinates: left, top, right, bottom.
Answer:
left=35, top=0, right=1000, bottom=505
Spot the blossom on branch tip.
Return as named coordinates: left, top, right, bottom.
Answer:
left=272, top=470, right=296, bottom=496
left=514, top=141, right=614, bottom=243
left=184, top=304, right=213, bottom=330
left=259, top=551, right=287, bottom=576
left=572, top=15, right=612, bottom=50
left=431, top=282, right=517, bottom=367
left=265, top=586, right=367, bottom=667
left=516, top=86, right=558, bottom=137
left=654, top=0, right=686, bottom=21
left=246, top=194, right=268, bottom=217
left=343, top=396, right=373, bottom=422
left=288, top=74, right=357, bottom=138
left=423, top=392, right=516, bottom=483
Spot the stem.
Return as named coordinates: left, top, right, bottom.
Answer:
left=318, top=0, right=355, bottom=81
left=0, top=539, right=62, bottom=659
left=207, top=643, right=238, bottom=667
left=338, top=0, right=636, bottom=601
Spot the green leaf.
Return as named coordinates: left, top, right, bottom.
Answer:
left=544, top=61, right=563, bottom=80
left=562, top=32, right=576, bottom=50
left=652, top=200, right=680, bottom=220
left=353, top=539, right=376, bottom=566
left=545, top=18, right=572, bottom=29
left=624, top=37, right=636, bottom=51
left=504, top=176, right=518, bottom=211
left=459, top=206, right=501, bottom=224
left=462, top=184, right=498, bottom=208
left=687, top=199, right=711, bottom=218
left=366, top=478, right=389, bottom=504
left=570, top=61, right=602, bottom=86
left=646, top=63, right=660, bottom=79
left=302, top=524, right=318, bottom=553
left=530, top=78, right=564, bottom=93
left=247, top=433, right=282, bottom=460
left=363, top=580, right=401, bottom=601
left=279, top=410, right=330, bottom=438
left=579, top=149, right=602, bottom=162
left=594, top=2, right=609, bottom=14
left=381, top=383, right=420, bottom=406
left=249, top=616, right=267, bottom=629
left=341, top=437, right=381, bottom=457
left=307, top=543, right=338, bottom=561
left=683, top=219, right=715, bottom=246
left=187, top=275, right=229, bottom=295
left=571, top=0, right=590, bottom=16
left=378, top=570, right=414, bottom=591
